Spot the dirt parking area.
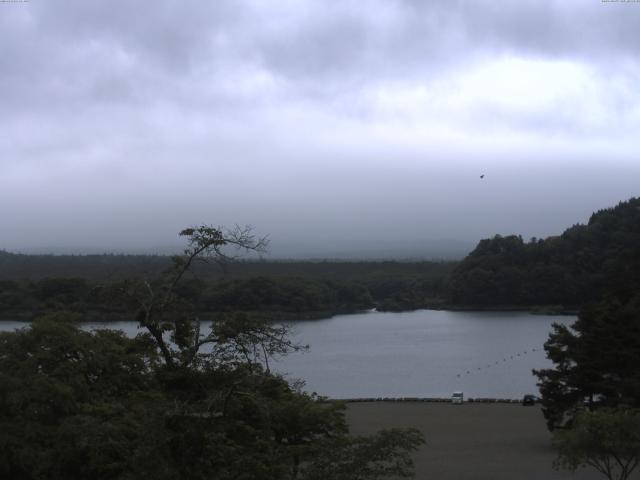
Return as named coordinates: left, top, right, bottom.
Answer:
left=346, top=402, right=630, bottom=480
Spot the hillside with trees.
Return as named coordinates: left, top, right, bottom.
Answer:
left=448, top=197, right=640, bottom=310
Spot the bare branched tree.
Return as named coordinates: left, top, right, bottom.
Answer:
left=107, top=225, right=302, bottom=368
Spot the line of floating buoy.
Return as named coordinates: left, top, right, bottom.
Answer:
left=455, top=346, right=544, bottom=378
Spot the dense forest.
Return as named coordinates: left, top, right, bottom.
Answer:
left=0, top=252, right=454, bottom=282
left=448, top=197, right=640, bottom=310
left=0, top=255, right=455, bottom=320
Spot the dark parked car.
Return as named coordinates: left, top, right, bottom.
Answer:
left=522, top=394, right=536, bottom=406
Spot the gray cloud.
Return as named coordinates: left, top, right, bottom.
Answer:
left=1, top=0, right=639, bottom=257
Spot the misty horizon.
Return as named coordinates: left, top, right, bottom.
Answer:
left=2, top=194, right=632, bottom=261
left=2, top=1, right=639, bottom=257
left=2, top=236, right=475, bottom=260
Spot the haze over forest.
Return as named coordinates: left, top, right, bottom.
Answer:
left=2, top=1, right=639, bottom=258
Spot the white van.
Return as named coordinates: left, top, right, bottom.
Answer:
left=451, top=391, right=464, bottom=404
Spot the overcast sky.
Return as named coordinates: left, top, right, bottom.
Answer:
left=1, top=0, right=639, bottom=258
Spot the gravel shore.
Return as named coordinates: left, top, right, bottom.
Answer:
left=346, top=402, right=625, bottom=480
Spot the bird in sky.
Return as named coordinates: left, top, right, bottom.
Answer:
left=480, top=174, right=485, bottom=179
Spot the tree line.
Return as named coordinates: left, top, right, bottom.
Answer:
left=0, top=276, right=373, bottom=321
left=0, top=261, right=454, bottom=320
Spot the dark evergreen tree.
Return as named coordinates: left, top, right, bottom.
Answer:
left=534, top=294, right=640, bottom=430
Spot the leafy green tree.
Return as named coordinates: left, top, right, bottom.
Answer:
left=0, top=314, right=165, bottom=480
left=0, top=314, right=425, bottom=480
left=301, top=428, right=424, bottom=480
left=553, top=409, right=640, bottom=480
left=534, top=294, right=640, bottom=430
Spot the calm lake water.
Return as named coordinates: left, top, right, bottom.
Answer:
left=1, top=310, right=573, bottom=399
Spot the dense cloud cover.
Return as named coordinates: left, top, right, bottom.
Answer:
left=1, top=0, right=639, bottom=257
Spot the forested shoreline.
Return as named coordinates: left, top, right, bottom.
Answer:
left=0, top=258, right=455, bottom=320
left=1, top=197, right=638, bottom=320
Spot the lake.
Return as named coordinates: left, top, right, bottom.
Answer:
left=1, top=309, right=573, bottom=399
